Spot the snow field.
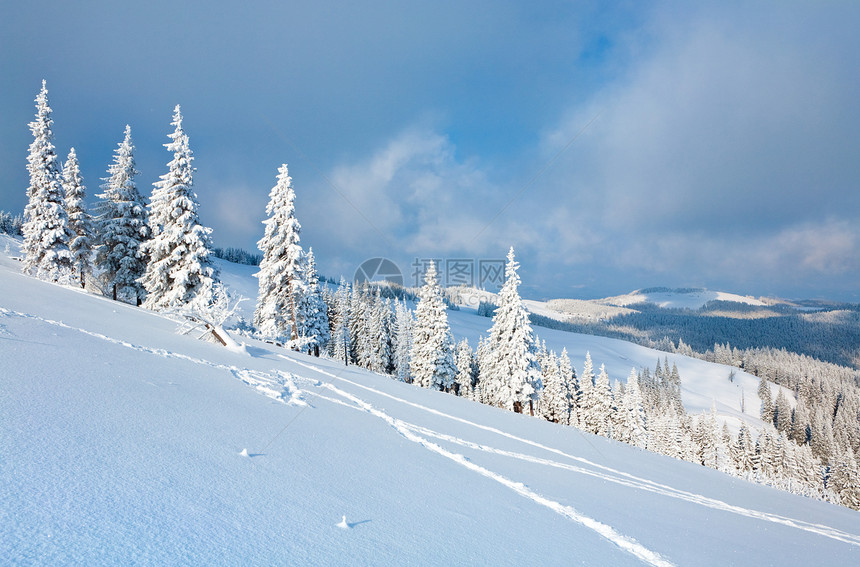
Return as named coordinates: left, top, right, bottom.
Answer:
left=3, top=254, right=860, bottom=565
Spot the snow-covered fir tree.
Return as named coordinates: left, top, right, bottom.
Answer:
left=296, top=248, right=329, bottom=355
left=95, top=125, right=150, bottom=304
left=350, top=287, right=372, bottom=367
left=61, top=148, right=92, bottom=288
left=455, top=338, right=477, bottom=398
left=140, top=106, right=218, bottom=312
left=409, top=261, right=456, bottom=391
left=392, top=300, right=414, bottom=382
left=480, top=247, right=542, bottom=414
left=367, top=292, right=393, bottom=374
left=22, top=80, right=73, bottom=283
left=758, top=375, right=774, bottom=425
left=589, top=364, right=615, bottom=436
left=558, top=348, right=578, bottom=426
left=539, top=350, right=568, bottom=423
left=329, top=278, right=352, bottom=363
left=254, top=164, right=306, bottom=342
left=617, top=368, right=647, bottom=448
left=577, top=352, right=596, bottom=428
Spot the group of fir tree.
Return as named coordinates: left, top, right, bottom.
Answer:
left=22, top=82, right=218, bottom=314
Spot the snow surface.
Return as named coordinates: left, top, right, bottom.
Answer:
left=2, top=248, right=859, bottom=565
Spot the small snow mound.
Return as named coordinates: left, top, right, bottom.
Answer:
left=336, top=515, right=350, bottom=529
left=239, top=448, right=249, bottom=457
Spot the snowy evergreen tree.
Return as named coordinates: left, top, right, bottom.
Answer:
left=296, top=248, right=329, bottom=355
left=367, top=290, right=393, bottom=374
left=758, top=375, right=774, bottom=425
left=588, top=364, right=614, bottom=436
left=61, top=148, right=92, bottom=288
left=454, top=339, right=476, bottom=397
left=350, top=287, right=372, bottom=368
left=409, top=262, right=456, bottom=391
left=539, top=350, right=568, bottom=423
left=140, top=106, right=218, bottom=311
left=735, top=423, right=757, bottom=476
left=392, top=300, right=414, bottom=382
left=22, top=80, right=73, bottom=283
left=619, top=368, right=647, bottom=448
left=577, top=352, right=596, bottom=429
left=480, top=248, right=542, bottom=414
left=330, top=278, right=351, bottom=363
left=95, top=125, right=149, bottom=304
left=774, top=389, right=792, bottom=435
left=253, top=163, right=306, bottom=341
left=558, top=348, right=578, bottom=426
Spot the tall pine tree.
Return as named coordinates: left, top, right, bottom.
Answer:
left=410, top=261, right=456, bottom=391
left=480, top=247, right=541, bottom=414
left=296, top=248, right=330, bottom=355
left=254, top=164, right=305, bottom=342
left=140, top=106, right=218, bottom=311
left=62, top=148, right=92, bottom=288
left=95, top=125, right=149, bottom=303
left=22, top=80, right=73, bottom=283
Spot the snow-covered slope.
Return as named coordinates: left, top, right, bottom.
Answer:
left=2, top=251, right=859, bottom=565
left=600, top=288, right=767, bottom=310
left=447, top=309, right=786, bottom=433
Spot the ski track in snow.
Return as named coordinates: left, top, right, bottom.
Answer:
left=6, top=306, right=858, bottom=560
left=0, top=308, right=306, bottom=407
left=284, top=356, right=860, bottom=550
left=283, top=358, right=674, bottom=567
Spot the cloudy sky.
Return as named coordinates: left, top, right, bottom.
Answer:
left=2, top=1, right=858, bottom=300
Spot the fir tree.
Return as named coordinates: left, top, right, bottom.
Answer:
left=539, top=350, right=568, bottom=423
left=758, top=376, right=774, bottom=425
left=367, top=290, right=393, bottom=374
left=331, top=278, right=351, bottom=363
left=392, top=300, right=414, bottom=382
left=296, top=248, right=329, bottom=355
left=409, top=261, right=456, bottom=391
left=774, top=389, right=792, bottom=435
left=589, top=364, right=614, bottom=436
left=480, top=248, right=541, bottom=414
left=620, top=368, right=647, bottom=448
left=22, top=80, right=73, bottom=283
left=578, top=352, right=596, bottom=429
left=350, top=287, right=372, bottom=367
left=61, top=148, right=92, bottom=288
left=95, top=125, right=150, bottom=303
left=558, top=348, right=578, bottom=426
left=140, top=106, right=218, bottom=311
left=254, top=164, right=306, bottom=341
left=455, top=339, right=476, bottom=398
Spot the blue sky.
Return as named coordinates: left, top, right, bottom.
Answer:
left=2, top=1, right=859, bottom=301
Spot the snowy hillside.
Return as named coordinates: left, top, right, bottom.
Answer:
left=600, top=288, right=767, bottom=310
left=2, top=246, right=860, bottom=565
left=447, top=282, right=783, bottom=432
